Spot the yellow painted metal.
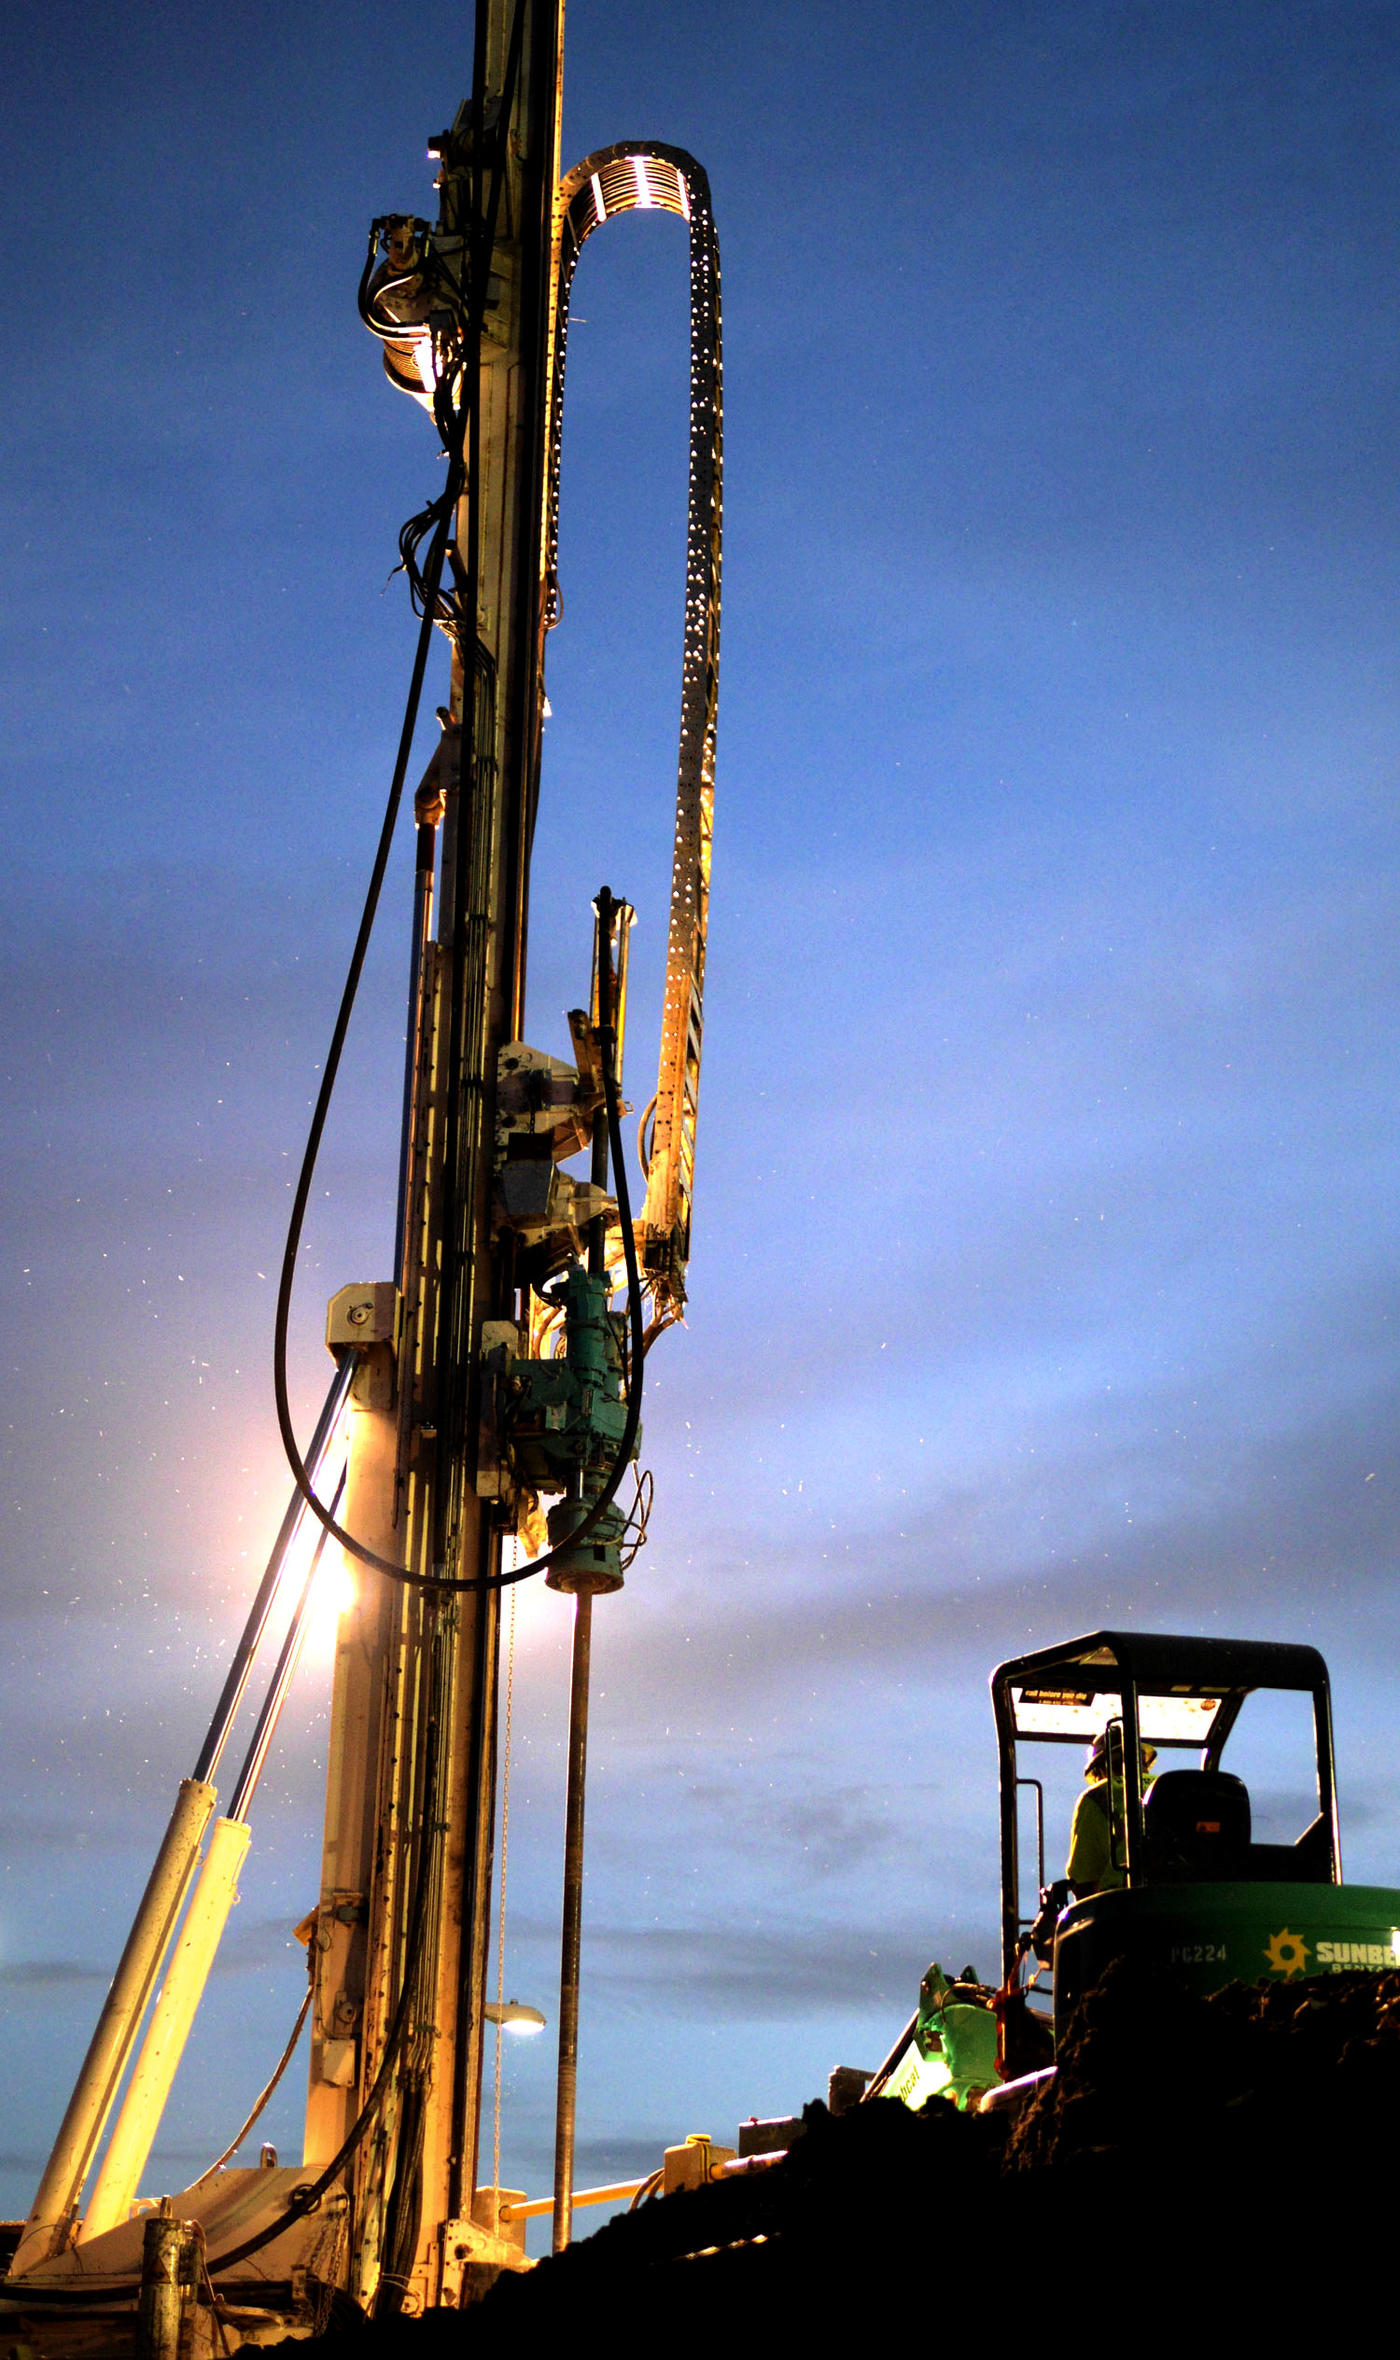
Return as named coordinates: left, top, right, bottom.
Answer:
left=12, top=1776, right=217, bottom=2275
left=81, top=1817, right=253, bottom=2241
left=303, top=1394, right=401, bottom=2173
left=499, top=2177, right=645, bottom=2221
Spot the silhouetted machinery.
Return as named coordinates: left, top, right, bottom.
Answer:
left=861, top=1631, right=1400, bottom=2127
left=4, top=1, right=721, bottom=2344
left=993, top=1631, right=1400, bottom=2031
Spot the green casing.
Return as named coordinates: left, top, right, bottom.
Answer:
left=1054, top=1881, right=1400, bottom=2032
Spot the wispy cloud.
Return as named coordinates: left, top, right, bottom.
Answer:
left=505, top=1913, right=967, bottom=2022
left=0, top=1959, right=107, bottom=1993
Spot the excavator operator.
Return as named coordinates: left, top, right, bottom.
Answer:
left=1066, top=1730, right=1158, bottom=1897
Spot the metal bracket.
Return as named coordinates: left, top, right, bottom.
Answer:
left=325, top=1284, right=398, bottom=1410
left=325, top=1283, right=397, bottom=1348
left=436, top=2209, right=528, bottom=2309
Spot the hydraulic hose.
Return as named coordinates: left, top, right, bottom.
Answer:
left=270, top=475, right=458, bottom=1588
left=189, top=1982, right=314, bottom=2187
left=357, top=239, right=431, bottom=344
left=285, top=142, right=645, bottom=1600
left=274, top=0, right=576, bottom=1596
left=276, top=909, right=644, bottom=1593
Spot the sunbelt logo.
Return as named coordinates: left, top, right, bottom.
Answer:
left=1261, top=1927, right=1400, bottom=1977
left=1315, top=1936, right=1400, bottom=1970
left=1263, top=1928, right=1309, bottom=1979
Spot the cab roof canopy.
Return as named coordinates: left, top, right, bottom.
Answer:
left=991, top=1629, right=1331, bottom=1748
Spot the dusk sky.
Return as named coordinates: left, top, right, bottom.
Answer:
left=2, top=0, right=1398, bottom=2237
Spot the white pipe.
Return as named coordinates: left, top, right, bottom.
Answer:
left=81, top=1817, right=252, bottom=2241
left=12, top=1777, right=217, bottom=2275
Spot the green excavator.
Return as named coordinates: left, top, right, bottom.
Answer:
left=866, top=1629, right=1400, bottom=2117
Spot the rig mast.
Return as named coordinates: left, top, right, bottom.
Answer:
left=304, top=0, right=566, bottom=2309
left=6, top=0, right=720, bottom=2338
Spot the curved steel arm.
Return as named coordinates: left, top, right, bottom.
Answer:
left=547, top=143, right=723, bottom=1319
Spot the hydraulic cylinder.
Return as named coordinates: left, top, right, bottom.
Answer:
left=13, top=1776, right=216, bottom=2272
left=81, top=1817, right=252, bottom=2240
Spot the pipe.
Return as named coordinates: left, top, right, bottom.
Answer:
left=13, top=1779, right=217, bottom=2273
left=550, top=1590, right=592, bottom=2252
left=134, top=2205, right=195, bottom=2360
left=81, top=1819, right=253, bottom=2241
left=82, top=1474, right=345, bottom=2238
left=227, top=1470, right=346, bottom=1823
left=501, top=2176, right=643, bottom=2222
left=394, top=791, right=441, bottom=1271
left=193, top=1358, right=353, bottom=1785
left=549, top=897, right=626, bottom=2252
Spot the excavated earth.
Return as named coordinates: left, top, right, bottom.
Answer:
left=255, top=1962, right=1400, bottom=2341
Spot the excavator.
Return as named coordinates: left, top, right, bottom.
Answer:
left=863, top=1628, right=1400, bottom=2123
left=4, top=0, right=723, bottom=2344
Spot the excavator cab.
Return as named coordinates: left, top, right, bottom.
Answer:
left=990, top=1631, right=1400, bottom=2038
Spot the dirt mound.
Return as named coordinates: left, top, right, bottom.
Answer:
left=1009, top=1957, right=1400, bottom=2173
left=244, top=1966, right=1400, bottom=2341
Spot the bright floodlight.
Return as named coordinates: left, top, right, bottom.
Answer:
left=484, top=1999, right=546, bottom=2036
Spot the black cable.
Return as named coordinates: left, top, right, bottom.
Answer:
left=356, top=228, right=390, bottom=333
left=189, top=1982, right=314, bottom=2186
left=394, top=493, right=465, bottom=629
left=359, top=264, right=433, bottom=344
left=271, top=470, right=459, bottom=1587
left=273, top=8, right=522, bottom=1592
left=277, top=99, right=647, bottom=1597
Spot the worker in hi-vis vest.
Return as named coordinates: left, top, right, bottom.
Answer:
left=1066, top=1732, right=1157, bottom=1897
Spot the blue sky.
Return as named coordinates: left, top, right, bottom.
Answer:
left=2, top=0, right=1397, bottom=2237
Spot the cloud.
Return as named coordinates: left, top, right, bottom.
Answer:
left=0, top=1817, right=121, bottom=1855
left=685, top=1780, right=904, bottom=1882
left=572, top=2135, right=665, bottom=2180
left=0, top=1931, right=303, bottom=1999
left=505, top=1912, right=972, bottom=2023
left=0, top=1959, right=107, bottom=1993
left=604, top=1324, right=1400, bottom=1732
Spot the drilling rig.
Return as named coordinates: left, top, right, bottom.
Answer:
left=4, top=0, right=721, bottom=2341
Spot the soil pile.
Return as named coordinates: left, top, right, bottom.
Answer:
left=1009, top=1955, right=1400, bottom=2177
left=251, top=1965, right=1400, bottom=2341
